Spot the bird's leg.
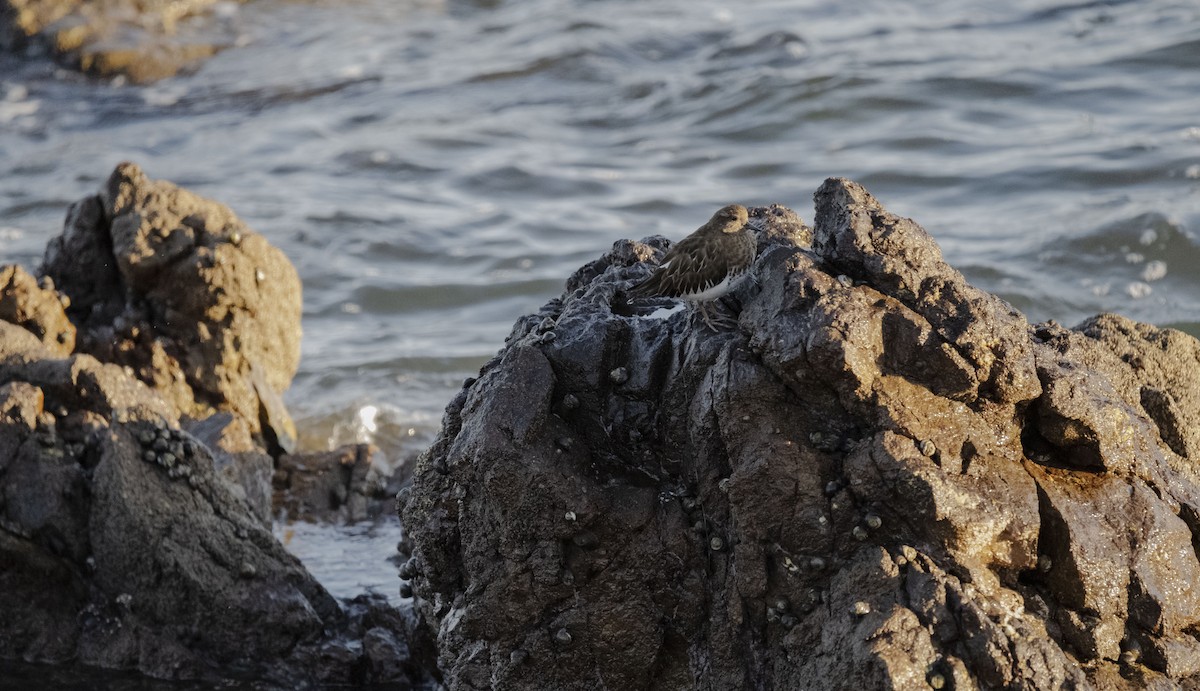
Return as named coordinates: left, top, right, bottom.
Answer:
left=711, top=309, right=739, bottom=329
left=695, top=301, right=741, bottom=331
left=710, top=296, right=742, bottom=329
left=696, top=302, right=721, bottom=332
left=717, top=294, right=742, bottom=313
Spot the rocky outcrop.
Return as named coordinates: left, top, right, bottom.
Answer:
left=401, top=179, right=1200, bottom=689
left=1, top=0, right=243, bottom=82
left=43, top=161, right=300, bottom=460
left=0, top=164, right=433, bottom=687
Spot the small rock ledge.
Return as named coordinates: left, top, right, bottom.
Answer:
left=402, top=178, right=1200, bottom=690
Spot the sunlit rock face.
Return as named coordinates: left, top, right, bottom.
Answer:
left=1, top=0, right=242, bottom=82
left=403, top=178, right=1200, bottom=690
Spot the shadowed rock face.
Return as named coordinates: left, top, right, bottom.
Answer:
left=402, top=179, right=1200, bottom=689
left=0, top=292, right=337, bottom=683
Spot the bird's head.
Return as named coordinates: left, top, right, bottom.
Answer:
left=712, top=204, right=749, bottom=233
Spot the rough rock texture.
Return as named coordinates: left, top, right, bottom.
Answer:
left=0, top=320, right=332, bottom=682
left=42, top=161, right=300, bottom=458
left=402, top=180, right=1200, bottom=690
left=185, top=411, right=274, bottom=524
left=0, top=0, right=243, bottom=82
left=0, top=165, right=435, bottom=687
left=0, top=264, right=75, bottom=355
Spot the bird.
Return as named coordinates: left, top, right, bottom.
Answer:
left=628, top=204, right=756, bottom=330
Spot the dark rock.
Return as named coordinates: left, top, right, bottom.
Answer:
left=403, top=178, right=1200, bottom=689
left=749, top=202, right=812, bottom=253
left=343, top=593, right=440, bottom=686
left=185, top=412, right=273, bottom=523
left=0, top=327, right=333, bottom=680
left=1, top=0, right=244, bottom=83
left=273, top=443, right=395, bottom=523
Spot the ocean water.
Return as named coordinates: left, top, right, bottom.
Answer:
left=2, top=0, right=1200, bottom=611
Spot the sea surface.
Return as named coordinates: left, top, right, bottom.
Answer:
left=2, top=0, right=1200, bottom=608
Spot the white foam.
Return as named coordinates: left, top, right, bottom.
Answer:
left=325, top=404, right=380, bottom=447
left=142, top=86, right=186, bottom=107
left=0, top=99, right=39, bottom=124
left=1141, top=260, right=1167, bottom=282
left=356, top=404, right=379, bottom=438
left=1126, top=282, right=1153, bottom=299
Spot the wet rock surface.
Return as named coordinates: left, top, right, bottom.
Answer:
left=1, top=0, right=244, bottom=82
left=0, top=164, right=435, bottom=688
left=402, top=179, right=1200, bottom=689
left=274, top=443, right=400, bottom=523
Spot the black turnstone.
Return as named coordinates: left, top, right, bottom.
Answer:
left=629, top=204, right=755, bottom=330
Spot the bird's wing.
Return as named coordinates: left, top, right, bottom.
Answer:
left=630, top=234, right=726, bottom=298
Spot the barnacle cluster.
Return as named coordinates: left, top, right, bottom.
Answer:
left=135, top=425, right=200, bottom=485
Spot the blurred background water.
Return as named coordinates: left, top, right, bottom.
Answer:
left=2, top=0, right=1200, bottom=601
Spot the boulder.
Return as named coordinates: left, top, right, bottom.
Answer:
left=402, top=179, right=1200, bottom=689
left=1, top=0, right=242, bottom=82
left=42, top=161, right=300, bottom=458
